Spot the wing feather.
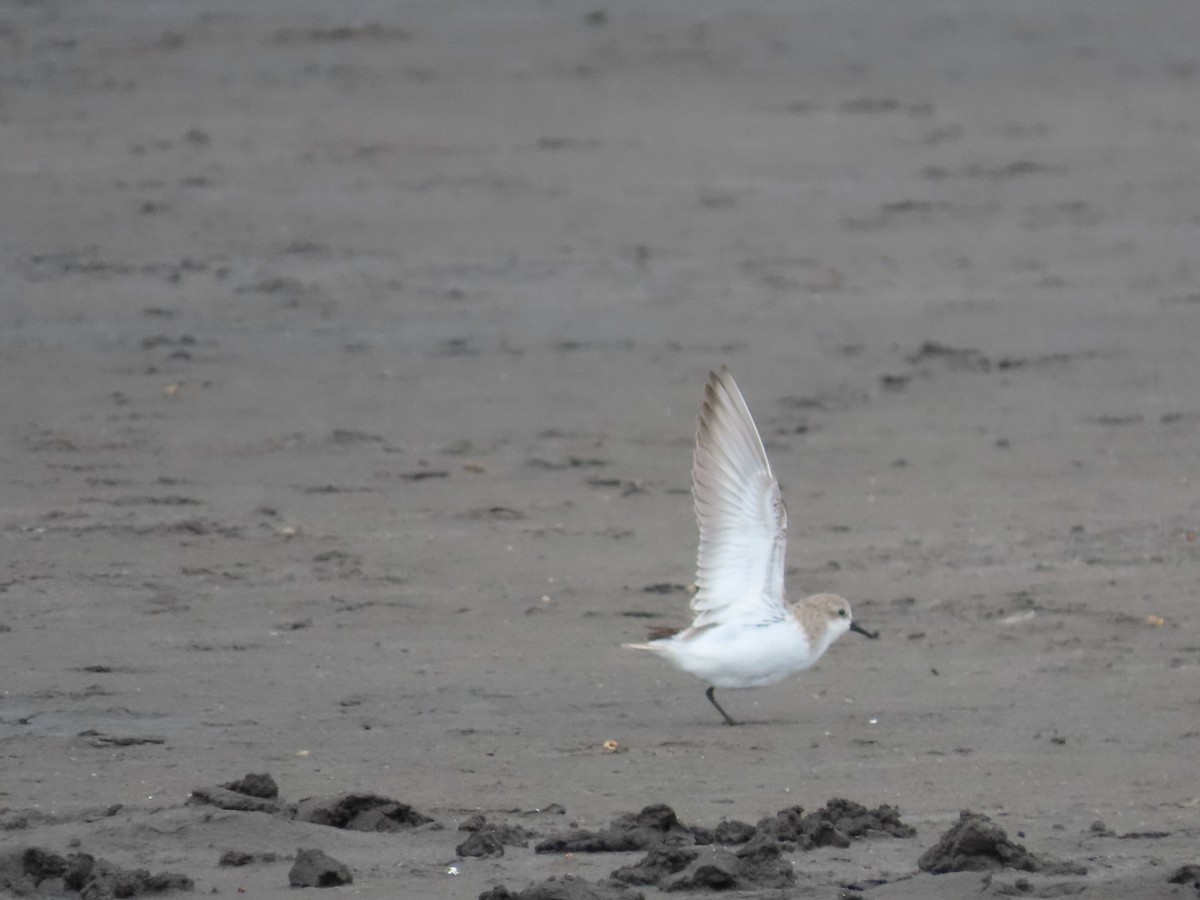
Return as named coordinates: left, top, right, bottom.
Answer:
left=689, top=366, right=788, bottom=627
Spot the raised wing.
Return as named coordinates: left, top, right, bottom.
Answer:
left=689, top=366, right=788, bottom=627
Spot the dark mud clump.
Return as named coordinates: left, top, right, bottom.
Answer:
left=918, top=811, right=1087, bottom=875
left=190, top=774, right=435, bottom=833
left=610, top=846, right=699, bottom=885
left=189, top=784, right=282, bottom=814
left=189, top=771, right=285, bottom=814
left=532, top=798, right=911, bottom=893
left=218, top=849, right=277, bottom=867
left=536, top=804, right=695, bottom=853
left=712, top=819, right=756, bottom=844
left=459, top=830, right=507, bottom=858
left=665, top=841, right=795, bottom=892
left=0, top=848, right=90, bottom=896
left=79, top=859, right=193, bottom=899
left=755, top=798, right=916, bottom=850
left=457, top=814, right=538, bottom=858
left=292, top=792, right=437, bottom=832
left=611, top=839, right=794, bottom=892
left=0, top=846, right=193, bottom=898
left=658, top=850, right=743, bottom=892
left=289, top=848, right=352, bottom=887
left=223, top=772, right=279, bottom=798
left=479, top=874, right=643, bottom=899
left=1167, top=864, right=1200, bottom=887
left=810, top=797, right=916, bottom=839
left=537, top=800, right=912, bottom=857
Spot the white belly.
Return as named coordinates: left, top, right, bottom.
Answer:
left=661, top=620, right=823, bottom=689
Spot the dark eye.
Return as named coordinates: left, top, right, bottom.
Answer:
left=837, top=609, right=847, bottom=617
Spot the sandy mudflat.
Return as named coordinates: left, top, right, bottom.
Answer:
left=2, top=0, right=1199, bottom=897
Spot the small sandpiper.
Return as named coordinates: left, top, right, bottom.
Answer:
left=625, top=366, right=878, bottom=725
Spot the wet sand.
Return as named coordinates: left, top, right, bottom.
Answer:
left=2, top=0, right=1199, bottom=897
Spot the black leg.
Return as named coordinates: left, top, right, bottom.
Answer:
left=705, top=686, right=738, bottom=726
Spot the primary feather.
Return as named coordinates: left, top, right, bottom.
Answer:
left=690, top=366, right=789, bottom=627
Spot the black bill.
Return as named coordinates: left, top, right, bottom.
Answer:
left=850, top=621, right=879, bottom=639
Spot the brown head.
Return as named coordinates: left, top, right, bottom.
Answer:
left=793, top=593, right=879, bottom=648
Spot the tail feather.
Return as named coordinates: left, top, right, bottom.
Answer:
left=622, top=641, right=662, bottom=652
left=622, top=624, right=681, bottom=652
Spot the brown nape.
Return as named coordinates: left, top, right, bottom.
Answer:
left=646, top=624, right=681, bottom=641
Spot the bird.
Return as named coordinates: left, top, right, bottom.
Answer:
left=624, top=365, right=878, bottom=725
